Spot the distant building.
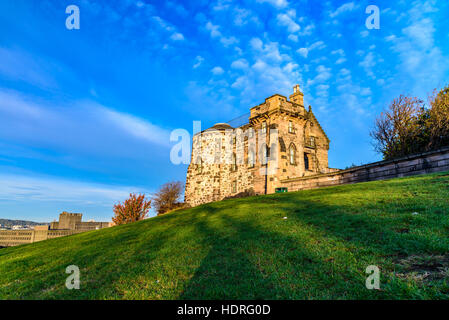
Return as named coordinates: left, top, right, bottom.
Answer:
left=0, top=212, right=112, bottom=247
left=50, top=212, right=111, bottom=231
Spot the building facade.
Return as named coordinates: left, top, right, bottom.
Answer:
left=0, top=212, right=112, bottom=247
left=185, top=85, right=336, bottom=207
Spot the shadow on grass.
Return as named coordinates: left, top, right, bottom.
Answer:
left=180, top=180, right=449, bottom=299
left=179, top=209, right=380, bottom=299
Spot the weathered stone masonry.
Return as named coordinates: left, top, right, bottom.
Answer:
left=185, top=85, right=335, bottom=206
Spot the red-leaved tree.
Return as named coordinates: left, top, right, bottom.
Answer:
left=112, top=193, right=151, bottom=225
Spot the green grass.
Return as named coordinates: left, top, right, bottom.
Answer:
left=1, top=172, right=449, bottom=300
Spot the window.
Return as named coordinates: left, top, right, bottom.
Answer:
left=248, top=150, right=255, bottom=168
left=310, top=136, right=316, bottom=147
left=288, top=121, right=294, bottom=133
left=232, top=181, right=237, bottom=193
left=248, top=128, right=254, bottom=138
left=262, top=121, right=267, bottom=134
left=196, top=158, right=202, bottom=174
left=231, top=153, right=237, bottom=171
left=304, top=153, right=310, bottom=170
left=232, top=136, right=237, bottom=145
left=289, top=144, right=296, bottom=165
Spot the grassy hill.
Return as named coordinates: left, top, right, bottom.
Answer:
left=1, top=172, right=449, bottom=300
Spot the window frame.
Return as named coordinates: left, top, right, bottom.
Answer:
left=289, top=144, right=296, bottom=165
left=304, top=153, right=310, bottom=171
left=288, top=121, right=294, bottom=133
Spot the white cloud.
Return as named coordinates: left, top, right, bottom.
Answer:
left=329, top=2, right=358, bottom=18
left=331, top=49, right=345, bottom=56
left=250, top=37, right=263, bottom=50
left=152, top=15, right=186, bottom=43
left=220, top=36, right=239, bottom=47
left=233, top=7, right=260, bottom=26
left=231, top=59, right=249, bottom=70
left=0, top=89, right=171, bottom=158
left=288, top=34, right=298, bottom=42
left=250, top=38, right=284, bottom=62
left=212, top=0, right=232, bottom=11
left=309, top=41, right=326, bottom=51
left=0, top=173, right=142, bottom=204
left=386, top=2, right=449, bottom=96
left=211, top=66, right=225, bottom=75
left=100, top=108, right=170, bottom=146
left=299, top=23, right=315, bottom=36
left=193, top=56, right=204, bottom=69
left=205, top=21, right=239, bottom=47
left=170, top=32, right=184, bottom=41
left=283, top=62, right=298, bottom=73
left=297, top=41, right=325, bottom=58
left=152, top=16, right=175, bottom=32
left=298, top=48, right=308, bottom=58
left=206, top=21, right=221, bottom=38
left=307, top=65, right=332, bottom=86
left=360, top=87, right=372, bottom=96
left=331, top=49, right=346, bottom=65
left=256, top=0, right=289, bottom=9
left=0, top=47, right=60, bottom=89
left=277, top=10, right=300, bottom=33
left=359, top=52, right=376, bottom=78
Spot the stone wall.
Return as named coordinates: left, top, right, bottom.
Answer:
left=0, top=229, right=84, bottom=247
left=185, top=87, right=332, bottom=207
left=280, top=147, right=449, bottom=191
left=0, top=212, right=113, bottom=247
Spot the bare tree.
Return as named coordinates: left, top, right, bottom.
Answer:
left=153, top=181, right=184, bottom=215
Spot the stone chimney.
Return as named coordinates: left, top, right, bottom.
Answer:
left=289, top=84, right=304, bottom=106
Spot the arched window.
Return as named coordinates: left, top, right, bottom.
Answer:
left=289, top=144, right=296, bottom=165
left=304, top=153, right=310, bottom=170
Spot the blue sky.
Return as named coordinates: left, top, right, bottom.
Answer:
left=0, top=0, right=448, bottom=222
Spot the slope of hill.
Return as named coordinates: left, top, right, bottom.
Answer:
left=1, top=172, right=449, bottom=299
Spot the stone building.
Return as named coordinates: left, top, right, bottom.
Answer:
left=185, top=85, right=336, bottom=207
left=0, top=212, right=112, bottom=247
left=50, top=212, right=112, bottom=231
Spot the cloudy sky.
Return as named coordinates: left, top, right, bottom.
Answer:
left=0, top=0, right=448, bottom=221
